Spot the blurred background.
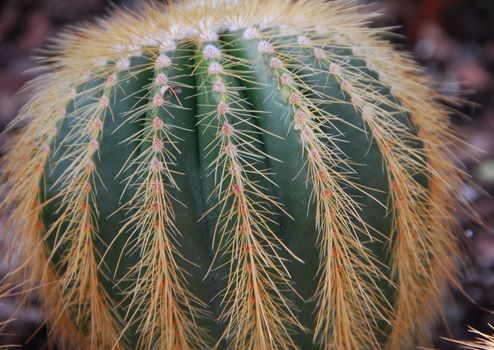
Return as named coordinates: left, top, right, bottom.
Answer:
left=0, top=0, right=493, bottom=348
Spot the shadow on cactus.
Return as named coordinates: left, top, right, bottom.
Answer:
left=0, top=0, right=471, bottom=349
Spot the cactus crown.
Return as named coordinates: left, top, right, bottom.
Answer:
left=1, top=0, right=466, bottom=349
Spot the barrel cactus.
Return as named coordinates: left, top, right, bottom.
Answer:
left=0, top=0, right=466, bottom=349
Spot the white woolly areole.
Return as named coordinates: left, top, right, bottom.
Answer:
left=362, top=105, right=374, bottom=121
left=93, top=118, right=103, bottom=130
left=258, top=41, right=273, bottom=54
left=314, top=48, right=326, bottom=59
left=297, top=35, right=311, bottom=47
left=116, top=57, right=131, bottom=70
left=217, top=100, right=229, bottom=115
left=213, top=79, right=226, bottom=93
left=221, top=122, right=235, bottom=136
left=152, top=116, right=164, bottom=131
left=208, top=62, right=223, bottom=75
left=156, top=54, right=172, bottom=69
left=243, top=27, right=260, bottom=40
left=105, top=73, right=117, bottom=87
left=270, top=57, right=283, bottom=69
left=99, top=95, right=110, bottom=108
left=203, top=44, right=221, bottom=59
left=280, top=73, right=293, bottom=86
left=351, top=93, right=364, bottom=107
left=88, top=138, right=99, bottom=152
left=294, top=109, right=306, bottom=122
left=152, top=94, right=164, bottom=107
left=85, top=159, right=96, bottom=171
left=341, top=79, right=352, bottom=93
left=288, top=92, right=301, bottom=105
left=155, top=73, right=168, bottom=87
left=149, top=157, right=164, bottom=172
left=152, top=137, right=164, bottom=152
left=329, top=62, right=341, bottom=75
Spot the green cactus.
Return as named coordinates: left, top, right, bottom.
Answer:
left=1, top=0, right=467, bottom=349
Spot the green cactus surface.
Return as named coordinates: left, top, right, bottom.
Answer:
left=0, top=0, right=466, bottom=349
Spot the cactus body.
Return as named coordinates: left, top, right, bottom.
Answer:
left=1, top=0, right=465, bottom=349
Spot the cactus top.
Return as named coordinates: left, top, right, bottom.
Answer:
left=1, top=0, right=466, bottom=349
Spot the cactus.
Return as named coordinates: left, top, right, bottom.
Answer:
left=0, top=0, right=467, bottom=349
